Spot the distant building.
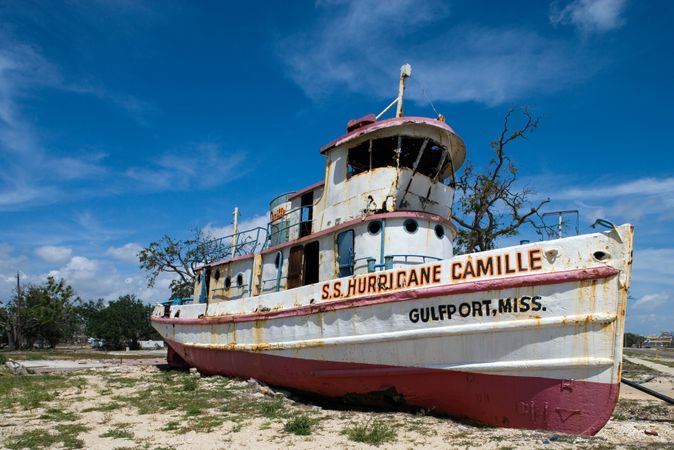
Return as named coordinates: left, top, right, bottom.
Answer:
left=643, top=331, right=673, bottom=348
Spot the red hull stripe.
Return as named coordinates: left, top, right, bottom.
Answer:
left=153, top=266, right=618, bottom=326
left=167, top=339, right=619, bottom=436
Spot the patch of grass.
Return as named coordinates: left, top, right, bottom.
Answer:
left=182, top=376, right=198, bottom=392
left=81, top=401, right=125, bottom=412
left=231, top=419, right=245, bottom=433
left=56, top=424, right=88, bottom=449
left=162, top=421, right=180, bottom=431
left=0, top=371, right=88, bottom=410
left=177, top=414, right=224, bottom=433
left=100, top=425, right=134, bottom=440
left=107, top=376, right=139, bottom=387
left=5, top=429, right=60, bottom=450
left=258, top=397, right=287, bottom=419
left=283, top=414, right=315, bottom=436
left=6, top=423, right=89, bottom=450
left=0, top=353, right=7, bottom=364
left=342, top=419, right=397, bottom=446
left=39, top=407, right=80, bottom=422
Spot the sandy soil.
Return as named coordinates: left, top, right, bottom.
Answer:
left=1, top=356, right=672, bottom=450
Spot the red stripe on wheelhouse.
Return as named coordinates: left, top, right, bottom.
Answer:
left=152, top=266, right=618, bottom=326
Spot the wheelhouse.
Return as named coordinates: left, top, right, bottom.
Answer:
left=193, top=116, right=466, bottom=304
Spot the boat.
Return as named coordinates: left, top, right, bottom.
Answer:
left=150, top=65, right=634, bottom=435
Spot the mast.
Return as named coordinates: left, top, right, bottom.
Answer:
left=396, top=64, right=412, bottom=118
left=376, top=64, right=413, bottom=120
left=231, top=207, right=239, bottom=256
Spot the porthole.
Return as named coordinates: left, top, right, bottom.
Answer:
left=367, top=220, right=382, bottom=235
left=224, top=276, right=231, bottom=290
left=434, top=224, right=445, bottom=239
left=274, top=252, right=281, bottom=268
left=236, top=273, right=244, bottom=287
left=403, top=219, right=418, bottom=234
left=213, top=269, right=221, bottom=281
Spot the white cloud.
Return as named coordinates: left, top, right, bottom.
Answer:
left=125, top=143, right=247, bottom=192
left=550, top=0, right=627, bottom=34
left=630, top=292, right=670, bottom=311
left=548, top=176, right=674, bottom=223
left=48, top=256, right=99, bottom=282
left=106, top=243, right=143, bottom=264
left=558, top=177, right=674, bottom=200
left=35, top=245, right=73, bottom=264
left=0, top=32, right=112, bottom=209
left=203, top=214, right=270, bottom=239
left=278, top=0, right=594, bottom=106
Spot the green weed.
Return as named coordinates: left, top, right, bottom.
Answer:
left=342, top=419, right=397, bottom=446
left=283, top=414, right=315, bottom=436
left=6, top=423, right=89, bottom=449
left=39, top=407, right=79, bottom=422
left=100, top=425, right=134, bottom=440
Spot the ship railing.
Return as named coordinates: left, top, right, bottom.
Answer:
left=264, top=205, right=312, bottom=247
left=201, top=226, right=268, bottom=261
left=354, top=254, right=442, bottom=273
left=261, top=276, right=287, bottom=292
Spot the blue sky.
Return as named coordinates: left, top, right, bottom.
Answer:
left=0, top=0, right=672, bottom=335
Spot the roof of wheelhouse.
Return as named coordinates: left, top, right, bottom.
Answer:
left=319, top=116, right=467, bottom=171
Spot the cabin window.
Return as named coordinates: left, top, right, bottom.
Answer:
left=224, top=276, right=231, bottom=290
left=347, top=141, right=370, bottom=177
left=404, top=219, right=418, bottom=234
left=435, top=224, right=445, bottom=239
left=214, top=269, right=221, bottom=281
left=274, top=251, right=284, bottom=291
left=236, top=273, right=244, bottom=287
left=300, top=192, right=313, bottom=237
left=336, top=230, right=354, bottom=277
left=367, top=220, right=382, bottom=235
left=346, top=135, right=450, bottom=180
left=199, top=268, right=211, bottom=304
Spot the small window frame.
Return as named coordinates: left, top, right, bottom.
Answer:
left=403, top=219, right=418, bottom=234
left=367, top=220, right=382, bottom=235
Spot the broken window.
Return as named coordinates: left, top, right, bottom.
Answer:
left=346, top=135, right=451, bottom=181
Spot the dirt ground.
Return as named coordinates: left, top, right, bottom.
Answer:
left=0, top=350, right=672, bottom=450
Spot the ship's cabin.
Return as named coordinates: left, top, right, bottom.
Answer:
left=192, top=116, right=466, bottom=304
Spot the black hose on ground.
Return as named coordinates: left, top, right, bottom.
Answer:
left=621, top=378, right=674, bottom=404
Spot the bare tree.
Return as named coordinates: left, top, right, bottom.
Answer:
left=452, top=106, right=550, bottom=254
left=138, top=228, right=212, bottom=299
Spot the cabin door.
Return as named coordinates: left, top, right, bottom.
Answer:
left=303, top=241, right=319, bottom=285
left=287, top=245, right=304, bottom=289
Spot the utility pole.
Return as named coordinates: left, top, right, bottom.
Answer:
left=14, top=272, right=23, bottom=350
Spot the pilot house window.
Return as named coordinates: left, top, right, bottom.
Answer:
left=347, top=136, right=450, bottom=180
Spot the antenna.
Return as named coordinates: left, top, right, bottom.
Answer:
left=542, top=210, right=579, bottom=239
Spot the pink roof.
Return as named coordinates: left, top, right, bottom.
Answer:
left=319, top=116, right=459, bottom=154
left=288, top=180, right=325, bottom=201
